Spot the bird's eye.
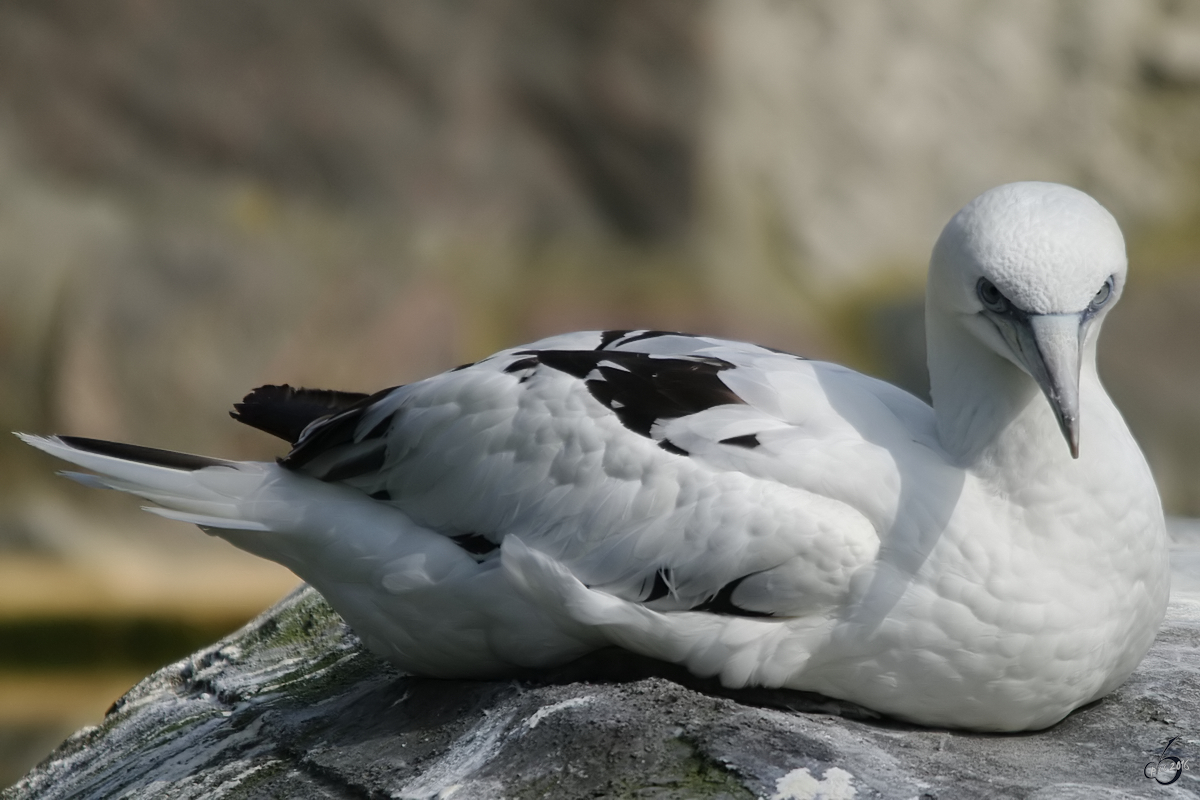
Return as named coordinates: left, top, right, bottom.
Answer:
left=977, top=278, right=1009, bottom=313
left=1090, top=276, right=1115, bottom=310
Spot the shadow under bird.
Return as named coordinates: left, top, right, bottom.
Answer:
left=20, top=181, right=1169, bottom=732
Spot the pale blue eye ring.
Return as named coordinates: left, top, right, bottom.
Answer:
left=1090, top=276, right=1115, bottom=310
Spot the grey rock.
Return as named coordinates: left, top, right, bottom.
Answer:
left=6, top=585, right=1199, bottom=800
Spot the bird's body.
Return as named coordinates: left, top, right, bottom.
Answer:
left=21, top=182, right=1169, bottom=731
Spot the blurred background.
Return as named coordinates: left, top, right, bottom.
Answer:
left=3, top=0, right=1200, bottom=785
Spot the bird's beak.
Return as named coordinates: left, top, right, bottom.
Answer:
left=993, top=312, right=1083, bottom=458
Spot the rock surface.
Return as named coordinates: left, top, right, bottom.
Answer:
left=5, top=583, right=1199, bottom=800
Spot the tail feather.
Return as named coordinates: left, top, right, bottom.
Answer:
left=16, top=431, right=624, bottom=676
left=55, top=435, right=233, bottom=470
left=17, top=433, right=267, bottom=525
left=142, top=506, right=271, bottom=531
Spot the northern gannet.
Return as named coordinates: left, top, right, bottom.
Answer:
left=20, top=181, right=1169, bottom=731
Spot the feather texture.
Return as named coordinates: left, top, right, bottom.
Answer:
left=16, top=182, right=1172, bottom=732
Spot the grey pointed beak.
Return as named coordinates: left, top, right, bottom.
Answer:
left=1002, top=313, right=1083, bottom=458
left=1023, top=314, right=1083, bottom=458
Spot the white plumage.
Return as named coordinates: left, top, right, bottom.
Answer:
left=20, top=181, right=1169, bottom=731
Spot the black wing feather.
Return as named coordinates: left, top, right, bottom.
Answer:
left=276, top=385, right=400, bottom=470
left=522, top=349, right=745, bottom=439
left=231, top=385, right=372, bottom=445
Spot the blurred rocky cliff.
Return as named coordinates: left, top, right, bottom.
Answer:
left=3, top=0, right=1200, bottom=519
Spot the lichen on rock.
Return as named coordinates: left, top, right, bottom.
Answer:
left=6, top=586, right=1200, bottom=799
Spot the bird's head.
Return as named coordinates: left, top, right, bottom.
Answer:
left=928, top=181, right=1128, bottom=458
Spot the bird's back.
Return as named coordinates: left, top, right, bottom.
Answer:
left=265, top=330, right=937, bottom=619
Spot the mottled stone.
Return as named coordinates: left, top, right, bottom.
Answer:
left=6, top=582, right=1199, bottom=800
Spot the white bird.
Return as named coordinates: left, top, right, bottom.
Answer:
left=20, top=181, right=1169, bottom=732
